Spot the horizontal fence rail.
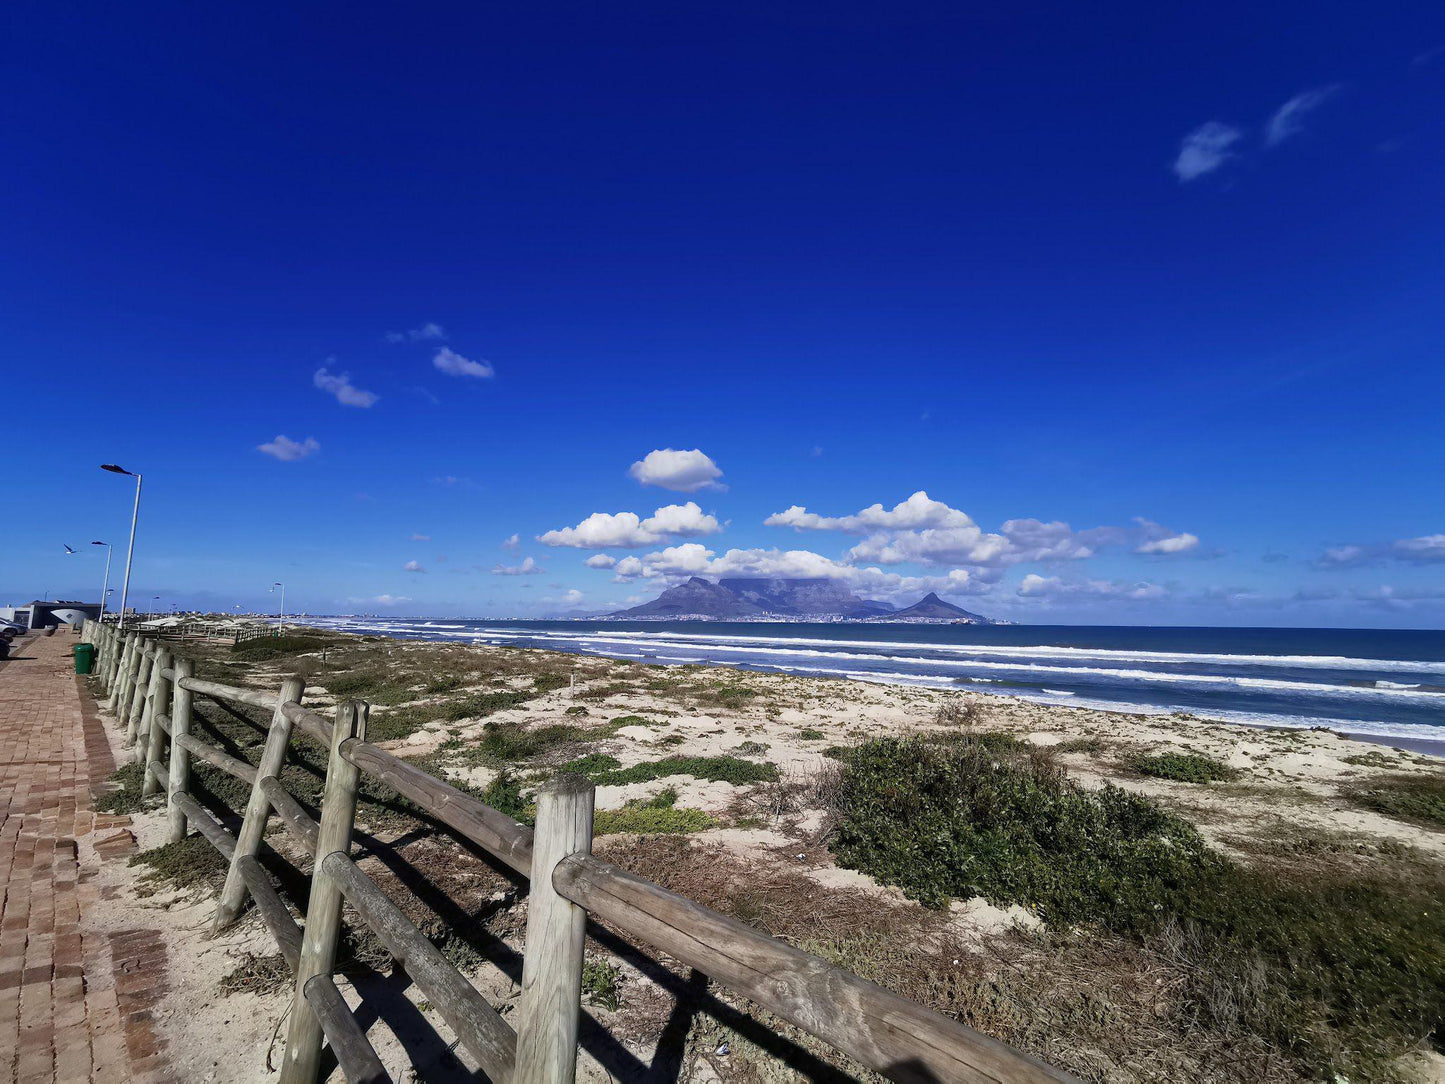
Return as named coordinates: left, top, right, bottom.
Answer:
left=79, top=617, right=1074, bottom=1084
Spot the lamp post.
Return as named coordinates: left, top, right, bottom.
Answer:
left=100, top=464, right=142, bottom=628
left=91, top=541, right=112, bottom=620
left=271, top=582, right=285, bottom=634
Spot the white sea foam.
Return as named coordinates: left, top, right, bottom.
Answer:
left=474, top=627, right=1442, bottom=675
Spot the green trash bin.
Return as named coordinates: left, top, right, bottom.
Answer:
left=73, top=643, right=97, bottom=675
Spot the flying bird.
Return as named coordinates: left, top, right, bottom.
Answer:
left=63, top=544, right=76, bottom=554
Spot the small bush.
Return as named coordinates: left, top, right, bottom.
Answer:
left=832, top=736, right=1216, bottom=923
left=219, top=952, right=291, bottom=997
left=1348, top=774, right=1445, bottom=828
left=1133, top=752, right=1237, bottom=784
left=1054, top=736, right=1106, bottom=754
left=590, top=755, right=778, bottom=787
left=558, top=753, right=623, bottom=776
left=564, top=705, right=588, bottom=716
left=594, top=789, right=717, bottom=835
left=480, top=770, right=531, bottom=821
left=795, top=729, right=825, bottom=741
left=581, top=959, right=622, bottom=1010
left=534, top=673, right=569, bottom=694
left=935, top=697, right=985, bottom=727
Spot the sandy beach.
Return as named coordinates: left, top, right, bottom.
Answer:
left=87, top=631, right=1445, bottom=1082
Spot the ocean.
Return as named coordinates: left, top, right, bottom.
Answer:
left=301, top=618, right=1445, bottom=745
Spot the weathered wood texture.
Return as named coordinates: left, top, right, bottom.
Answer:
left=140, top=647, right=172, bottom=790
left=260, top=776, right=320, bottom=855
left=166, top=657, right=196, bottom=843
left=175, top=733, right=258, bottom=784
left=176, top=675, right=283, bottom=711
left=279, top=701, right=368, bottom=1084
left=325, top=852, right=517, bottom=1082
left=342, top=740, right=534, bottom=875
left=516, top=775, right=594, bottom=1084
left=302, top=975, right=390, bottom=1084
left=171, top=792, right=237, bottom=861
left=553, top=855, right=1074, bottom=1084
left=237, top=854, right=303, bottom=970
left=215, top=675, right=306, bottom=931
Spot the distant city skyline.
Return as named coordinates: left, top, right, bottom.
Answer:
left=5, top=2, right=1443, bottom=627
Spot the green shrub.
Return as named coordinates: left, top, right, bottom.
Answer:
left=1133, top=752, right=1237, bottom=784
left=589, top=755, right=778, bottom=787
left=795, top=728, right=824, bottom=741
left=580, top=960, right=622, bottom=1010
left=564, top=705, right=588, bottom=716
left=557, top=753, right=623, bottom=776
left=1348, top=774, right=1445, bottom=828
left=594, top=788, right=717, bottom=835
left=534, top=673, right=569, bottom=694
left=129, top=837, right=229, bottom=897
left=830, top=735, right=1445, bottom=1081
left=480, top=770, right=531, bottom=821
left=832, top=736, right=1216, bottom=924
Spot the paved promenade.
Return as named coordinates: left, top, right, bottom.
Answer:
left=0, top=632, right=169, bottom=1082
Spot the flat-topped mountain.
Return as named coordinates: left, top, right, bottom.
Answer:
left=611, top=578, right=991, bottom=622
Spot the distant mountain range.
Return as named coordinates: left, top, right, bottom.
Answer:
left=610, top=577, right=993, bottom=623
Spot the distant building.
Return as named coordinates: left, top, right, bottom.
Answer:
left=0, top=600, right=102, bottom=629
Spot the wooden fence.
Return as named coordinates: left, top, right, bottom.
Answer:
left=80, top=618, right=1074, bottom=1084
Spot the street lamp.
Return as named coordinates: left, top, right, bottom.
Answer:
left=100, top=464, right=142, bottom=628
left=91, top=541, right=112, bottom=620
left=271, top=582, right=286, bottom=634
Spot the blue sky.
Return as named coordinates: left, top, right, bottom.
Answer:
left=4, top=1, right=1443, bottom=626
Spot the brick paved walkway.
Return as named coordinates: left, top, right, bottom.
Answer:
left=0, top=632, right=169, bottom=1082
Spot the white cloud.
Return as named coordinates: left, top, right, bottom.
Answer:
left=493, top=557, right=544, bottom=576
left=1392, top=535, right=1445, bottom=563
left=766, top=491, right=974, bottom=533
left=538, top=502, right=722, bottom=548
left=1135, top=529, right=1200, bottom=555
left=627, top=448, right=726, bottom=492
left=1266, top=86, right=1340, bottom=146
left=433, top=347, right=494, bottom=379
left=313, top=366, right=379, bottom=408
left=257, top=435, right=320, bottom=461
left=1173, top=121, right=1243, bottom=181
left=1018, top=574, right=1167, bottom=600
left=409, top=533, right=431, bottom=542
left=612, top=556, right=647, bottom=582
left=766, top=492, right=1197, bottom=570
left=403, top=560, right=425, bottom=573
left=369, top=594, right=411, bottom=606
left=584, top=554, right=617, bottom=569
left=386, top=322, right=447, bottom=343
left=502, top=533, right=520, bottom=550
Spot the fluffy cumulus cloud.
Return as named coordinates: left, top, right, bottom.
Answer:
left=492, top=557, right=543, bottom=576
left=1173, top=121, right=1243, bottom=181
left=502, top=534, right=520, bottom=550
left=1266, top=86, right=1341, bottom=146
left=403, top=560, right=425, bottom=573
left=433, top=347, right=494, bottom=379
left=362, top=594, right=411, bottom=606
left=257, top=435, right=320, bottom=461
left=628, top=448, right=726, bottom=492
left=766, top=491, right=973, bottom=533
left=766, top=493, right=1196, bottom=570
left=386, top=322, right=447, bottom=343
left=584, top=554, right=617, bottom=569
left=595, top=541, right=986, bottom=603
left=409, top=533, right=431, bottom=542
left=1018, top=574, right=1167, bottom=601
left=538, top=502, right=722, bottom=548
left=313, top=366, right=379, bottom=407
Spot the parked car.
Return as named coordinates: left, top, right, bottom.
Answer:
left=0, top=619, right=25, bottom=635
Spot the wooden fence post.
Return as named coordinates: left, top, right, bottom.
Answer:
left=141, top=647, right=173, bottom=795
left=279, top=699, right=368, bottom=1084
left=135, top=645, right=170, bottom=770
left=166, top=657, right=196, bottom=844
left=515, top=774, right=595, bottom=1084
left=214, top=674, right=306, bottom=932
left=108, top=632, right=133, bottom=714
left=102, top=626, right=118, bottom=695
left=124, top=641, right=154, bottom=746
